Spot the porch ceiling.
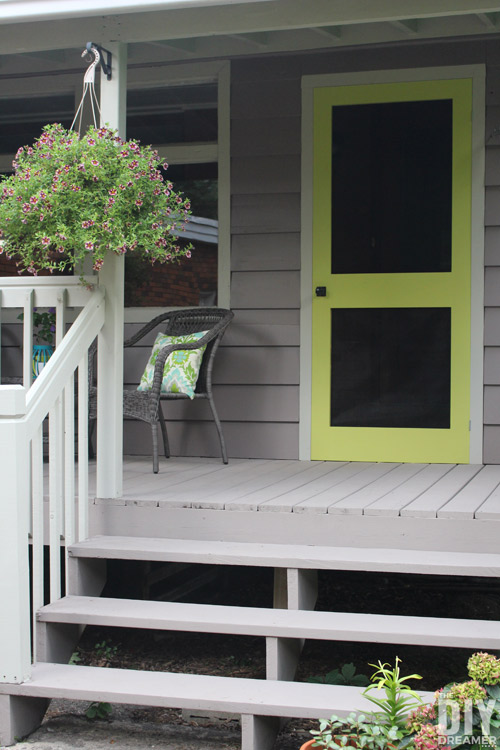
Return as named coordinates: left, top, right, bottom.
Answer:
left=0, top=1, right=500, bottom=60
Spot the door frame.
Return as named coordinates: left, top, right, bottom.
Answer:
left=299, top=64, right=485, bottom=463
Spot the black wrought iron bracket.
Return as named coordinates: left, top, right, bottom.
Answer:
left=86, top=42, right=112, bottom=80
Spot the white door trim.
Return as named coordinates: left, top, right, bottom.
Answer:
left=299, top=64, right=485, bottom=463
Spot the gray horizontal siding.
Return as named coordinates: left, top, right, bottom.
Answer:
left=123, top=40, right=500, bottom=461
left=232, top=193, right=301, bottom=234
left=231, top=270, right=300, bottom=309
left=231, top=155, right=300, bottom=194
left=226, top=39, right=499, bottom=463
left=125, top=345, right=299, bottom=386
left=231, top=233, right=300, bottom=272
left=123, top=420, right=298, bottom=460
left=157, top=385, right=299, bottom=423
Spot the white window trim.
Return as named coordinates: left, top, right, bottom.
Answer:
left=124, top=59, right=230, bottom=320
left=299, top=64, right=485, bottom=464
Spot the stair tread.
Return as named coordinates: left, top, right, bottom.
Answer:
left=38, top=596, right=500, bottom=648
left=69, top=536, right=500, bottom=576
left=0, top=663, right=434, bottom=717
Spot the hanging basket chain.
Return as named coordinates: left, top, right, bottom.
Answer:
left=70, top=45, right=102, bottom=135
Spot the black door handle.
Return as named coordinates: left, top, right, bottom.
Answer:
left=315, top=286, right=327, bottom=297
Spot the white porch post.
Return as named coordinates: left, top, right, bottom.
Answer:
left=96, top=43, right=127, bottom=499
left=0, top=387, right=31, bottom=683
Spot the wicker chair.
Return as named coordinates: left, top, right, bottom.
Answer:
left=89, top=307, right=234, bottom=473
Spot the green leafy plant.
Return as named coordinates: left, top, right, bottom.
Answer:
left=363, top=657, right=423, bottom=730
left=0, top=123, right=192, bottom=280
left=308, top=663, right=370, bottom=687
left=94, top=639, right=118, bottom=663
left=85, top=701, right=112, bottom=720
left=308, top=658, right=422, bottom=749
left=310, top=711, right=403, bottom=750
left=68, top=651, right=81, bottom=665
left=17, top=307, right=56, bottom=345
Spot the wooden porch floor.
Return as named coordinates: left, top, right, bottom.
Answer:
left=89, top=457, right=500, bottom=520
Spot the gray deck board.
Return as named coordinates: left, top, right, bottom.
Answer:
left=297, top=463, right=400, bottom=514
left=87, top=458, right=500, bottom=522
left=39, top=595, right=500, bottom=648
left=476, top=482, right=500, bottom=519
left=438, top=464, right=500, bottom=519
left=328, top=464, right=427, bottom=516
left=364, top=464, right=455, bottom=516
left=400, top=464, right=484, bottom=518
left=0, top=662, right=391, bottom=719
left=70, top=535, right=500, bottom=575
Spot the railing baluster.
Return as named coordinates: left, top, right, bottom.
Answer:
left=78, top=352, right=89, bottom=541
left=23, top=289, right=34, bottom=389
left=48, top=396, right=63, bottom=602
left=31, top=425, right=44, bottom=660
left=55, top=288, right=67, bottom=347
left=64, top=375, right=75, bottom=589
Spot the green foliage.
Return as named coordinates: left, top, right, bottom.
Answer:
left=363, top=657, right=423, bottom=730
left=94, top=639, right=118, bottom=662
left=0, top=123, right=192, bottom=279
left=308, top=663, right=370, bottom=687
left=68, top=651, right=81, bottom=665
left=310, top=658, right=422, bottom=749
left=85, top=701, right=112, bottom=720
left=18, top=306, right=56, bottom=345
left=310, top=711, right=403, bottom=750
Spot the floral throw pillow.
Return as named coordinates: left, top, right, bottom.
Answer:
left=137, top=330, right=208, bottom=399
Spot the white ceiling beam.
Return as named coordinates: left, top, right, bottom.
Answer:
left=389, top=19, right=419, bottom=34
left=149, top=39, right=198, bottom=54
left=0, top=0, right=273, bottom=24
left=311, top=25, right=342, bottom=40
left=2, top=0, right=500, bottom=54
left=228, top=32, right=269, bottom=47
left=476, top=11, right=500, bottom=25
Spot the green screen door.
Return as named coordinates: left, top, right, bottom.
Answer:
left=311, top=78, right=472, bottom=463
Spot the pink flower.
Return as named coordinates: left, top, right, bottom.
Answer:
left=85, top=241, right=94, bottom=250
left=93, top=258, right=104, bottom=271
left=185, top=250, right=192, bottom=258
left=91, top=159, right=99, bottom=167
left=41, top=236, right=50, bottom=245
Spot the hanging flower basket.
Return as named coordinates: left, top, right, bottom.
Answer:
left=0, top=123, right=192, bottom=280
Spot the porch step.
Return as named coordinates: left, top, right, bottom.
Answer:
left=38, top=595, right=500, bottom=649
left=69, top=535, right=500, bottom=576
left=0, top=662, right=433, bottom=718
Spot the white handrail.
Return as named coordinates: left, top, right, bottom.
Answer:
left=0, top=284, right=106, bottom=683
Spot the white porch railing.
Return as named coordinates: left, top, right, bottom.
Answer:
left=0, top=279, right=106, bottom=683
